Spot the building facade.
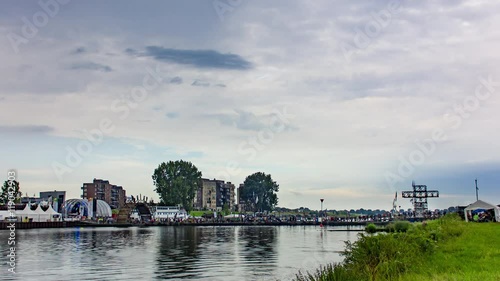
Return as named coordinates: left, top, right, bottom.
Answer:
left=81, top=179, right=126, bottom=209
left=201, top=178, right=217, bottom=210
left=193, top=178, right=236, bottom=211
left=40, top=191, right=66, bottom=213
left=237, top=184, right=247, bottom=212
left=220, top=182, right=235, bottom=211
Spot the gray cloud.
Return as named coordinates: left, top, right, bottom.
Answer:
left=127, top=46, right=253, bottom=70
left=0, top=125, right=54, bottom=134
left=209, top=110, right=272, bottom=131
left=170, top=76, right=183, bottom=84
left=72, top=47, right=86, bottom=54
left=209, top=109, right=299, bottom=132
left=166, top=112, right=179, bottom=119
left=192, top=80, right=210, bottom=87
left=70, top=62, right=112, bottom=72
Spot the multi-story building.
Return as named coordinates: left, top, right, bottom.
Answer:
left=201, top=178, right=217, bottom=210
left=220, top=182, right=235, bottom=211
left=193, top=183, right=203, bottom=210
left=40, top=191, right=66, bottom=213
left=81, top=179, right=126, bottom=209
left=237, top=184, right=247, bottom=212
left=193, top=178, right=236, bottom=211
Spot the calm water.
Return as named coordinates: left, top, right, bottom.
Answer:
left=0, top=226, right=361, bottom=281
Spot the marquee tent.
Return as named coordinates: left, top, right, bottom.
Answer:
left=44, top=204, right=62, bottom=221
left=33, top=204, right=51, bottom=222
left=464, top=200, right=500, bottom=222
left=0, top=211, right=13, bottom=221
left=16, top=204, right=37, bottom=222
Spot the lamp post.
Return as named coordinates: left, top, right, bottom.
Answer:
left=320, top=199, right=324, bottom=227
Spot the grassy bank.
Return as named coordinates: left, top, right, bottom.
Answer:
left=294, top=214, right=500, bottom=281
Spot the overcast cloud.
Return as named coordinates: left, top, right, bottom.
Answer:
left=1, top=0, right=500, bottom=210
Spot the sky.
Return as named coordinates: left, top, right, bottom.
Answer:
left=0, top=0, right=499, bottom=211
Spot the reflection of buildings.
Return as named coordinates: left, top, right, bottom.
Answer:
left=81, top=178, right=126, bottom=209
left=238, top=226, right=278, bottom=277
left=192, top=178, right=236, bottom=211
left=155, top=226, right=201, bottom=279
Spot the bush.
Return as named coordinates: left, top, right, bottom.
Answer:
left=342, top=233, right=417, bottom=280
left=294, top=264, right=364, bottom=281
left=394, top=221, right=411, bottom=232
left=365, top=223, right=377, bottom=234
left=385, top=223, right=395, bottom=232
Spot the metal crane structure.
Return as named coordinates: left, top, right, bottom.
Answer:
left=401, top=181, right=439, bottom=218
left=391, top=192, right=398, bottom=215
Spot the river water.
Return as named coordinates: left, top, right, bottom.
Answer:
left=0, top=225, right=362, bottom=281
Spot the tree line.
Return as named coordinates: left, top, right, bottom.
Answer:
left=152, top=160, right=279, bottom=212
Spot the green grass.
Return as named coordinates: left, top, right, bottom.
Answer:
left=189, top=211, right=241, bottom=217
left=189, top=211, right=211, bottom=217
left=399, top=222, right=500, bottom=281
left=294, top=214, right=500, bottom=281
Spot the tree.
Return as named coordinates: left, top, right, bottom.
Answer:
left=222, top=203, right=230, bottom=216
left=241, top=172, right=279, bottom=212
left=152, top=160, right=202, bottom=211
left=0, top=180, right=21, bottom=204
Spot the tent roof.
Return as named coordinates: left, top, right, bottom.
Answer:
left=16, top=204, right=36, bottom=214
left=44, top=204, right=61, bottom=215
left=33, top=204, right=47, bottom=214
left=465, top=200, right=499, bottom=211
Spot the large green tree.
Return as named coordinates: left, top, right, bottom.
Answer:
left=152, top=160, right=202, bottom=211
left=241, top=172, right=279, bottom=212
left=0, top=180, right=21, bottom=204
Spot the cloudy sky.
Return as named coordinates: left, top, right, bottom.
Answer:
left=1, top=0, right=499, bottom=210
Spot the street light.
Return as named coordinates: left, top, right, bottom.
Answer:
left=320, top=199, right=324, bottom=227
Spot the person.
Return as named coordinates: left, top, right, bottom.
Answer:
left=473, top=213, right=479, bottom=222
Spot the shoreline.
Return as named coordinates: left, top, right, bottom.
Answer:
left=0, top=220, right=391, bottom=230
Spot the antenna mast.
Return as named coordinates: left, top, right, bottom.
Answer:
left=475, top=179, right=478, bottom=201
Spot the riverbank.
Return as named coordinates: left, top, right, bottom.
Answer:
left=0, top=220, right=389, bottom=230
left=294, top=214, right=500, bottom=281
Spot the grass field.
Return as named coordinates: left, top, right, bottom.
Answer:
left=189, top=211, right=212, bottom=217
left=400, top=222, right=500, bottom=281
left=294, top=215, right=500, bottom=281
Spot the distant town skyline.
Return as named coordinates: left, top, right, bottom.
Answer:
left=1, top=1, right=500, bottom=210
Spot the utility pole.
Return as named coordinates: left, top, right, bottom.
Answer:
left=320, top=199, right=324, bottom=227
left=475, top=179, right=479, bottom=201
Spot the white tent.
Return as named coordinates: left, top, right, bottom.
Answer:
left=224, top=214, right=244, bottom=219
left=16, top=204, right=37, bottom=222
left=0, top=210, right=12, bottom=221
left=33, top=204, right=50, bottom=222
left=464, top=200, right=500, bottom=222
left=44, top=204, right=62, bottom=221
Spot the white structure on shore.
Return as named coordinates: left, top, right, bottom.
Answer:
left=0, top=203, right=62, bottom=222
left=150, top=206, right=188, bottom=220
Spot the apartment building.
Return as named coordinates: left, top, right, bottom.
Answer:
left=81, top=179, right=126, bottom=209
left=193, top=178, right=236, bottom=211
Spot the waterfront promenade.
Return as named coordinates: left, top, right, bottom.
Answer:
left=0, top=220, right=390, bottom=230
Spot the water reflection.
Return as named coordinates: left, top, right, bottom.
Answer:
left=0, top=226, right=356, bottom=281
left=155, top=227, right=202, bottom=279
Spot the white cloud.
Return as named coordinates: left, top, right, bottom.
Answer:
left=1, top=1, right=500, bottom=209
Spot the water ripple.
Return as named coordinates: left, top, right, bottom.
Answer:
left=0, top=226, right=356, bottom=281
